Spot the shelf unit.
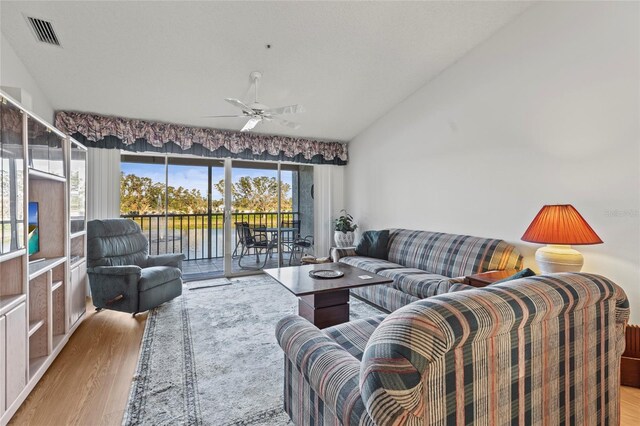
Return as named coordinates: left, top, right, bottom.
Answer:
left=0, top=91, right=88, bottom=426
left=27, top=319, right=44, bottom=337
left=28, top=256, right=67, bottom=280
left=68, top=140, right=87, bottom=328
left=0, top=293, right=26, bottom=318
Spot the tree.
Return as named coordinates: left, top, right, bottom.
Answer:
left=120, top=172, right=208, bottom=214
left=120, top=173, right=291, bottom=215
left=120, top=173, right=164, bottom=214
left=214, top=176, right=292, bottom=212
left=167, top=185, right=208, bottom=214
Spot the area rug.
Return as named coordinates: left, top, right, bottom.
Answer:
left=122, top=274, right=382, bottom=426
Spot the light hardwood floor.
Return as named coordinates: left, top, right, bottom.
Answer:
left=10, top=301, right=147, bottom=425
left=8, top=301, right=640, bottom=425
left=621, top=385, right=640, bottom=424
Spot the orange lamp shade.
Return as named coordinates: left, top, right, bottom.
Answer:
left=521, top=204, right=603, bottom=245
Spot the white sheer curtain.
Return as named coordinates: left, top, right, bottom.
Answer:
left=313, top=165, right=345, bottom=258
left=87, top=148, right=120, bottom=220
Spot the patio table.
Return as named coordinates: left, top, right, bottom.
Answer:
left=255, top=227, right=298, bottom=264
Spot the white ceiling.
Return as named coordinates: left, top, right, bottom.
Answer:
left=0, top=1, right=531, bottom=142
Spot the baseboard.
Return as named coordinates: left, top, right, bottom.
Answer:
left=622, top=324, right=640, bottom=388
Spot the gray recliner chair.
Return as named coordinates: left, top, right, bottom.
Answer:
left=87, top=219, right=184, bottom=315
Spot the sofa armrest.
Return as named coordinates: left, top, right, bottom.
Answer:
left=276, top=315, right=368, bottom=425
left=331, top=247, right=357, bottom=262
left=146, top=253, right=185, bottom=269
left=615, top=283, right=630, bottom=325
left=360, top=306, right=436, bottom=425
left=615, top=284, right=630, bottom=356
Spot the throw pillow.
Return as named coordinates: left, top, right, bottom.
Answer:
left=355, top=230, right=389, bottom=260
left=494, top=268, right=536, bottom=284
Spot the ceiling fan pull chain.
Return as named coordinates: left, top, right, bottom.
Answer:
left=254, top=74, right=259, bottom=103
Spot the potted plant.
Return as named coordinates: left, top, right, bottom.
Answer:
left=334, top=210, right=357, bottom=247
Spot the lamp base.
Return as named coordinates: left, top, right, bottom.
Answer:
left=535, top=245, right=584, bottom=274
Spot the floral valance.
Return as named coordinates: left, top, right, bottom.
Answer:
left=1, top=99, right=23, bottom=142
left=54, top=111, right=348, bottom=165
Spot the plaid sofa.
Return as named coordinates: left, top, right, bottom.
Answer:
left=332, top=229, right=523, bottom=312
left=276, top=273, right=630, bottom=425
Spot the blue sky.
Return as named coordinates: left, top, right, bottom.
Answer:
left=121, top=162, right=293, bottom=199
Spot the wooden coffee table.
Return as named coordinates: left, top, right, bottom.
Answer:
left=264, top=262, right=392, bottom=329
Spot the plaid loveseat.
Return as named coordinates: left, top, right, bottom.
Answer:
left=332, top=229, right=523, bottom=312
left=276, top=273, right=630, bottom=425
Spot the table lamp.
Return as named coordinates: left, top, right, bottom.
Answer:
left=521, top=204, right=602, bottom=273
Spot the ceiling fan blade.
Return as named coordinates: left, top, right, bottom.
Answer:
left=225, top=98, right=254, bottom=114
left=273, top=118, right=300, bottom=129
left=202, top=115, right=246, bottom=118
left=241, top=117, right=262, bottom=132
left=263, top=104, right=305, bottom=115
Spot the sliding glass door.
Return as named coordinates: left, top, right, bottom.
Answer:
left=228, top=161, right=281, bottom=274
left=120, top=154, right=314, bottom=279
left=167, top=158, right=224, bottom=278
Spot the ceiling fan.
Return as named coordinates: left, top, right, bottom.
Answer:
left=205, top=71, right=304, bottom=132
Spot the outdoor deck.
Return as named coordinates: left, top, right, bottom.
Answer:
left=181, top=253, right=295, bottom=280
left=121, top=212, right=311, bottom=280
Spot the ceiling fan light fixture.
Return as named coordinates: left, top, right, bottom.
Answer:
left=206, top=71, right=303, bottom=132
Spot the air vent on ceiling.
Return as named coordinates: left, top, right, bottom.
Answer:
left=26, top=17, right=61, bottom=46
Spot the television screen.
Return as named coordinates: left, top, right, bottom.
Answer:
left=28, top=202, right=39, bottom=256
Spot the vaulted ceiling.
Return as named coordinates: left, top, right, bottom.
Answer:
left=1, top=1, right=531, bottom=141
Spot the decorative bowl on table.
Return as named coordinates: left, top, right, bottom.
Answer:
left=308, top=269, right=344, bottom=279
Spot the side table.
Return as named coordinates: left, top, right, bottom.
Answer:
left=463, top=269, right=518, bottom=288
left=300, top=255, right=331, bottom=265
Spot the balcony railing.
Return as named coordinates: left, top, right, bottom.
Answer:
left=121, top=211, right=300, bottom=261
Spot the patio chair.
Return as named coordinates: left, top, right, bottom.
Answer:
left=233, top=221, right=272, bottom=256
left=279, top=219, right=300, bottom=254
left=280, top=220, right=313, bottom=265
left=236, top=222, right=277, bottom=269
left=232, top=221, right=248, bottom=257
left=290, top=235, right=314, bottom=265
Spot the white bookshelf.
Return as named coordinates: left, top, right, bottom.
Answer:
left=0, top=91, right=88, bottom=426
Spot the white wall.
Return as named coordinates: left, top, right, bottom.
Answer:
left=0, top=33, right=54, bottom=123
left=346, top=2, right=640, bottom=322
